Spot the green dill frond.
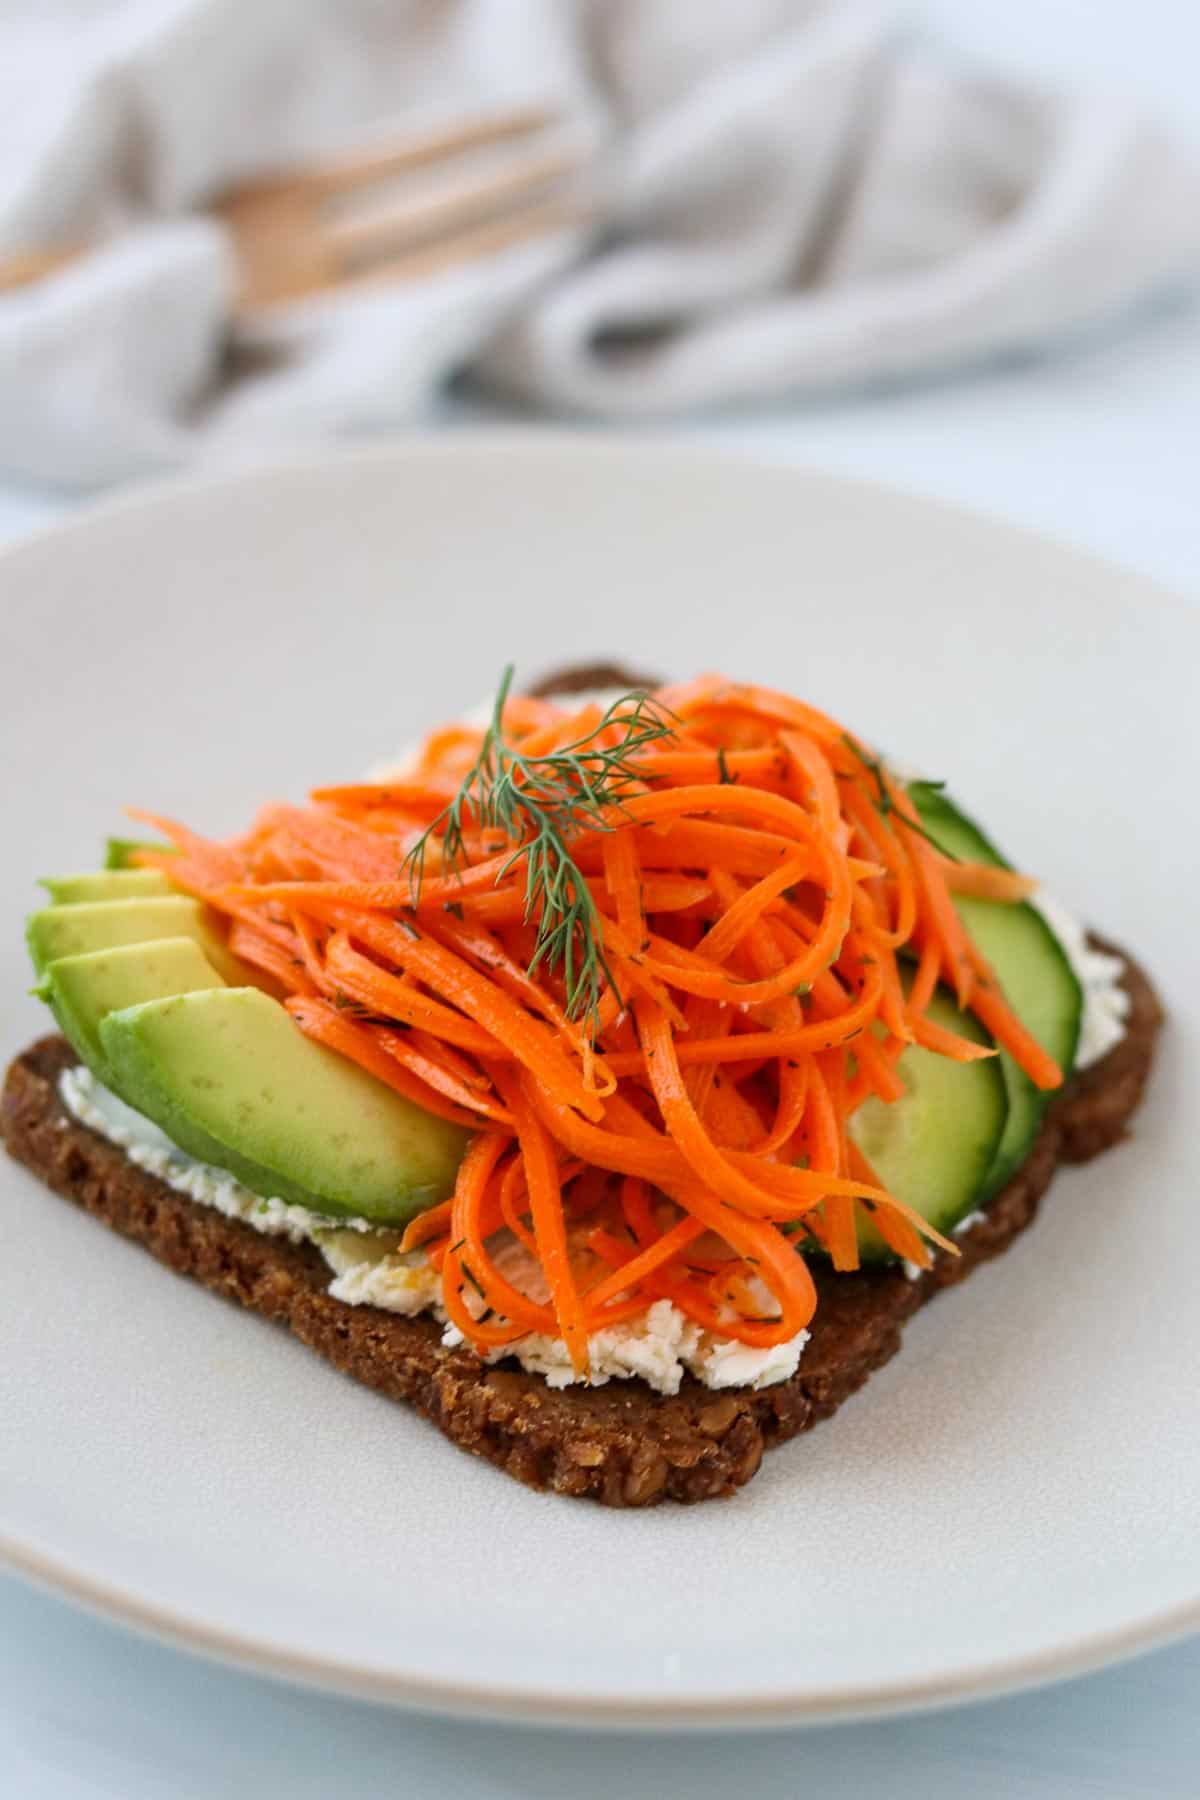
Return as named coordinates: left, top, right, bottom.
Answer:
left=401, top=665, right=677, bottom=1031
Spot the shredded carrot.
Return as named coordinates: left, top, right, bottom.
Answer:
left=492, top=1066, right=590, bottom=1374
left=944, top=862, right=1038, bottom=902
left=129, top=672, right=1064, bottom=1365
left=283, top=996, right=484, bottom=1130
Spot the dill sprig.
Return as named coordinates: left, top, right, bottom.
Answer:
left=402, top=666, right=677, bottom=1031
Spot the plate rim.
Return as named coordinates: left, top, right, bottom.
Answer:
left=3, top=1528, right=1199, bottom=1727
left=0, top=429, right=1194, bottom=624
left=1, top=432, right=1196, bottom=1726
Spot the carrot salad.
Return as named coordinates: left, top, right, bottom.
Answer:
left=128, top=673, right=1061, bottom=1373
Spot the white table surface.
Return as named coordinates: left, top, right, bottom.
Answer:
left=3, top=4, right=1198, bottom=1794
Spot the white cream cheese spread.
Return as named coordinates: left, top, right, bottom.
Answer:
left=58, top=1065, right=378, bottom=1242
left=1031, top=891, right=1130, bottom=1069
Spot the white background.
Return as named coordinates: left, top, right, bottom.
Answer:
left=2, top=2, right=1198, bottom=1794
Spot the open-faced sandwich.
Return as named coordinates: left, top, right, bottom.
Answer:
left=2, top=665, right=1162, bottom=1506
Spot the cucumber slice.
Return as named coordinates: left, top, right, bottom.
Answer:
left=850, top=987, right=1008, bottom=1261
left=99, top=987, right=469, bottom=1225
left=910, top=783, right=1082, bottom=1199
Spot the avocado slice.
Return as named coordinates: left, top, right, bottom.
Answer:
left=26, top=897, right=246, bottom=986
left=100, top=987, right=470, bottom=1225
left=105, top=838, right=176, bottom=871
left=40, top=937, right=225, bottom=1087
left=41, top=870, right=175, bottom=904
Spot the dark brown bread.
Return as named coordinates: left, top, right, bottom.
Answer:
left=0, top=947, right=1161, bottom=1506
left=526, top=661, right=664, bottom=699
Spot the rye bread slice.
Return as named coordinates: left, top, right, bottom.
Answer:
left=0, top=947, right=1161, bottom=1506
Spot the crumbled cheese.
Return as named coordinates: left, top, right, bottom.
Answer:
left=691, top=1328, right=811, bottom=1391
left=318, top=1218, right=811, bottom=1396
left=954, top=1209, right=987, bottom=1237
left=317, top=1229, right=442, bottom=1316
left=440, top=1297, right=809, bottom=1397
left=445, top=1300, right=706, bottom=1395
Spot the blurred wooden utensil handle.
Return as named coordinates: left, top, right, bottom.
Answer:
left=0, top=107, right=584, bottom=308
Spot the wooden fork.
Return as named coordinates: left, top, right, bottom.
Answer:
left=0, top=107, right=586, bottom=313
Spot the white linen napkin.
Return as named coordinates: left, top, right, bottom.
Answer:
left=2, top=0, right=1198, bottom=488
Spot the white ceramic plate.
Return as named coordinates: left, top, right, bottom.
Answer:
left=0, top=438, right=1196, bottom=1728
